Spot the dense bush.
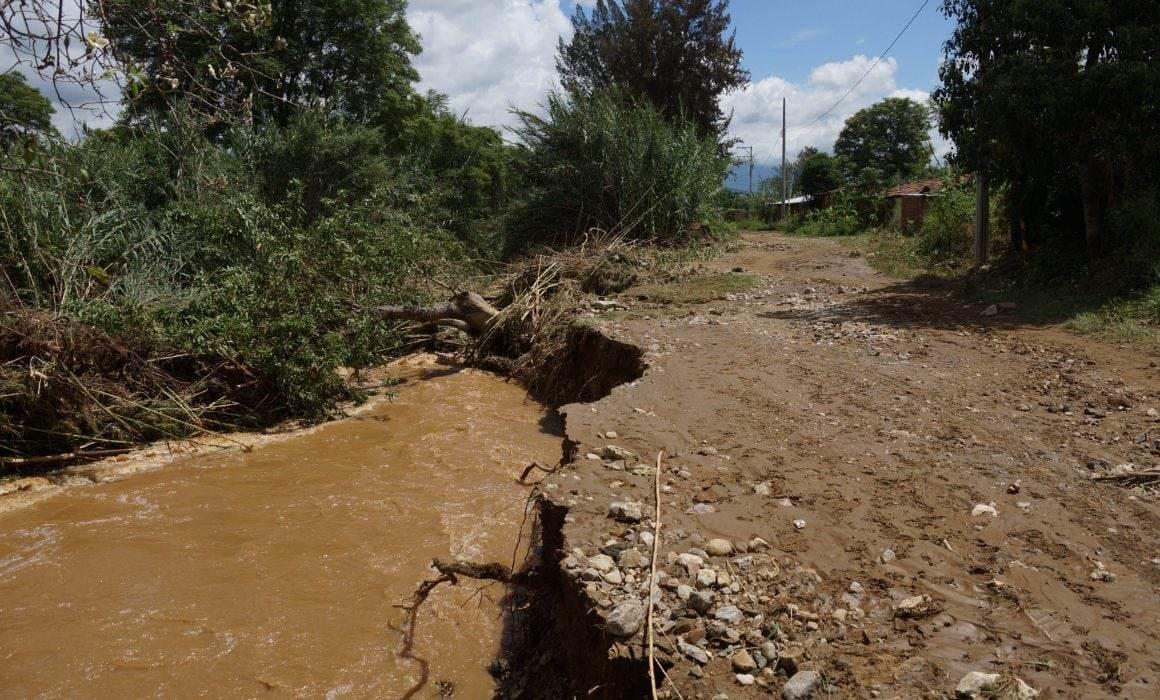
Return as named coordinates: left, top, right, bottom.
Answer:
left=0, top=112, right=471, bottom=440
left=914, top=184, right=976, bottom=268
left=795, top=196, right=861, bottom=237
left=508, top=91, right=729, bottom=251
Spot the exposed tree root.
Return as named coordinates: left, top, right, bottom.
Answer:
left=395, top=557, right=530, bottom=698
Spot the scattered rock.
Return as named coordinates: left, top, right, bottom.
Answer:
left=638, top=530, right=654, bottom=548
left=705, top=538, right=734, bottom=556
left=698, top=446, right=719, bottom=456
left=753, top=481, right=772, bottom=495
left=749, top=537, right=770, bottom=551
left=601, top=445, right=635, bottom=461
left=777, top=647, right=803, bottom=675
left=732, top=649, right=757, bottom=674
left=676, top=584, right=694, bottom=601
left=782, top=670, right=823, bottom=700
left=793, top=519, right=807, bottom=530
left=1088, top=561, right=1116, bottom=582
left=715, top=605, right=743, bottom=623
left=586, top=453, right=601, bottom=460
left=895, top=594, right=938, bottom=619
left=982, top=304, right=999, bottom=317
left=603, top=569, right=623, bottom=584
left=736, top=673, right=756, bottom=686
left=687, top=503, right=717, bottom=515
left=689, top=591, right=715, bottom=614
left=880, top=548, right=896, bottom=564
left=588, top=554, right=615, bottom=572
left=678, top=639, right=711, bottom=664
left=1007, top=480, right=1021, bottom=495
left=971, top=503, right=998, bottom=517
left=760, top=641, right=778, bottom=662
left=677, top=552, right=704, bottom=573
left=591, top=299, right=626, bottom=311
left=954, top=671, right=1039, bottom=699
left=608, top=501, right=643, bottom=523
left=604, top=601, right=644, bottom=637
left=696, top=568, right=718, bottom=589
left=617, top=548, right=646, bottom=569
left=1148, top=408, right=1159, bottom=419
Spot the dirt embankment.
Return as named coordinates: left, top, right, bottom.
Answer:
left=512, top=232, right=1160, bottom=699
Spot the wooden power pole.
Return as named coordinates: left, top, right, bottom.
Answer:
left=781, top=97, right=787, bottom=221
left=974, top=171, right=989, bottom=266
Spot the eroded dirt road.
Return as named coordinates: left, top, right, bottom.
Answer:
left=545, top=232, right=1160, bottom=698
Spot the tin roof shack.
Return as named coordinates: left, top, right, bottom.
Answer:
left=885, top=179, right=945, bottom=231
left=760, top=195, right=812, bottom=223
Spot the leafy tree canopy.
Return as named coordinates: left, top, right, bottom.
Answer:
left=102, top=0, right=421, bottom=127
left=935, top=0, right=1160, bottom=250
left=0, top=73, right=56, bottom=149
left=556, top=0, right=749, bottom=141
left=834, top=97, right=933, bottom=184
left=797, top=150, right=841, bottom=198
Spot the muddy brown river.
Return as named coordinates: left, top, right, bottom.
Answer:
left=0, top=358, right=560, bottom=698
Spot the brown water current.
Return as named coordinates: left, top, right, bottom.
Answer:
left=0, top=357, right=561, bottom=698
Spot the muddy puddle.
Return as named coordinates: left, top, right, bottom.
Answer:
left=0, top=357, right=560, bottom=698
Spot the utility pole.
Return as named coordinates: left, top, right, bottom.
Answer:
left=736, top=145, right=754, bottom=221
left=781, top=97, right=787, bottom=221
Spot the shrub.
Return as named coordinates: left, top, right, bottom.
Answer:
left=915, top=185, right=976, bottom=269
left=0, top=112, right=472, bottom=456
left=796, top=197, right=862, bottom=237
left=508, top=90, right=729, bottom=251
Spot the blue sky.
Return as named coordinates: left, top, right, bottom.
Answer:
left=729, top=1, right=953, bottom=93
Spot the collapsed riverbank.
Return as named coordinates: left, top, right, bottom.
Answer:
left=4, top=233, right=1159, bottom=698
left=495, top=232, right=1160, bottom=699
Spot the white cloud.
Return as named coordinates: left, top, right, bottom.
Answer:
left=408, top=0, right=574, bottom=133
left=722, top=55, right=950, bottom=166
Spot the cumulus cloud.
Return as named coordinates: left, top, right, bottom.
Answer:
left=722, top=55, right=949, bottom=166
left=409, top=0, right=573, bottom=133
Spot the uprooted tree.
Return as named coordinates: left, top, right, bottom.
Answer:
left=374, top=291, right=498, bottom=337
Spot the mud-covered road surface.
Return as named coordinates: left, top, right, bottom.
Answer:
left=543, top=232, right=1160, bottom=698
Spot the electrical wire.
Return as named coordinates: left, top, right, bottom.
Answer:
left=788, top=0, right=931, bottom=134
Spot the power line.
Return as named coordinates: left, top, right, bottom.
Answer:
left=789, top=0, right=931, bottom=135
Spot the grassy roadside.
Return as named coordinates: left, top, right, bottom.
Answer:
left=835, top=230, right=1160, bottom=346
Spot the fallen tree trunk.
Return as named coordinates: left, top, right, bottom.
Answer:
left=375, top=291, right=498, bottom=337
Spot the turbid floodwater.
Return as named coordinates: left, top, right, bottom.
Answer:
left=0, top=356, right=560, bottom=698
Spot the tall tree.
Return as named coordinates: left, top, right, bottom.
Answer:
left=556, top=0, right=749, bottom=140
left=100, top=0, right=420, bottom=127
left=936, top=0, right=1160, bottom=252
left=0, top=73, right=56, bottom=149
left=834, top=97, right=933, bottom=185
left=797, top=150, right=840, bottom=199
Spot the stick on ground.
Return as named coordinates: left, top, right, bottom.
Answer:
left=646, top=450, right=663, bottom=700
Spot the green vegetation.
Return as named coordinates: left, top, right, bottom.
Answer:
left=625, top=272, right=757, bottom=305
left=0, top=73, right=56, bottom=150
left=558, top=0, right=749, bottom=140
left=1, top=0, right=743, bottom=463
left=508, top=91, right=730, bottom=251
left=936, top=0, right=1160, bottom=254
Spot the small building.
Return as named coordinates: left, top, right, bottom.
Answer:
left=885, top=179, right=946, bottom=230
left=761, top=194, right=812, bottom=222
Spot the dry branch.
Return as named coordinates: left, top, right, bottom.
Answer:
left=0, top=448, right=133, bottom=469
left=1094, top=469, right=1160, bottom=487
left=646, top=451, right=664, bottom=700
left=375, top=291, right=499, bottom=336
